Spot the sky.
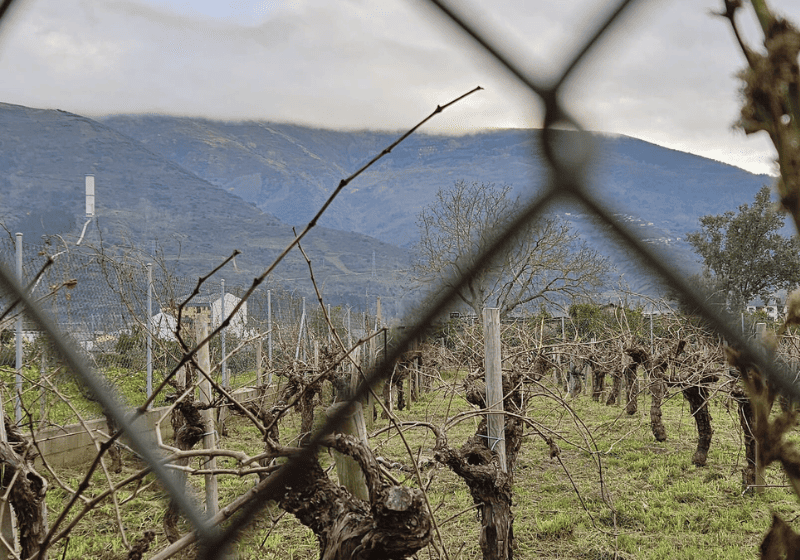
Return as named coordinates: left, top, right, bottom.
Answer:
left=0, top=0, right=798, bottom=176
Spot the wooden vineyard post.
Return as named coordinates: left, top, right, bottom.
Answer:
left=255, top=337, right=263, bottom=387
left=484, top=308, right=507, bottom=472
left=346, top=307, right=352, bottom=373
left=326, top=402, right=370, bottom=502
left=196, top=319, right=219, bottom=515
left=755, top=322, right=767, bottom=493
left=329, top=361, right=371, bottom=500
left=267, top=289, right=273, bottom=385
left=364, top=334, right=375, bottom=430
left=553, top=316, right=564, bottom=389
left=370, top=298, right=382, bottom=420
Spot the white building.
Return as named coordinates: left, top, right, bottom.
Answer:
left=209, top=293, right=248, bottom=337
left=152, top=292, right=249, bottom=340
left=150, top=311, right=179, bottom=342
left=746, top=298, right=785, bottom=322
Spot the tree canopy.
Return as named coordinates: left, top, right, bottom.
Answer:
left=412, top=180, right=610, bottom=318
left=686, top=185, right=800, bottom=312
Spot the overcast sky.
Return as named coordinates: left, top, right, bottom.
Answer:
left=1, top=0, right=798, bottom=176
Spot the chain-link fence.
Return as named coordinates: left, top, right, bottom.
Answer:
left=1, top=0, right=798, bottom=558
left=0, top=234, right=372, bottom=426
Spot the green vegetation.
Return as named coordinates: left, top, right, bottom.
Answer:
left=31, top=364, right=800, bottom=559
left=0, top=359, right=261, bottom=427
left=687, top=185, right=800, bottom=313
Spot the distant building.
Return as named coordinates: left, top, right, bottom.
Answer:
left=746, top=298, right=785, bottom=322
left=158, top=292, right=249, bottom=339
left=150, top=312, right=179, bottom=342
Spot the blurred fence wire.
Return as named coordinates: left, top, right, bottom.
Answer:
left=0, top=0, right=797, bottom=558
left=0, top=234, right=362, bottom=421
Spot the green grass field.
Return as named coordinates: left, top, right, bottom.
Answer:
left=29, top=368, right=800, bottom=559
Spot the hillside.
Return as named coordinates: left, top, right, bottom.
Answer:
left=99, top=117, right=770, bottom=242
left=0, top=102, right=410, bottom=312
left=100, top=116, right=771, bottom=295
left=0, top=101, right=774, bottom=312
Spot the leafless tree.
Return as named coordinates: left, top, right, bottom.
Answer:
left=413, top=180, right=611, bottom=318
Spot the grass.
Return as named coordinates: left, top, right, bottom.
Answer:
left=17, top=367, right=800, bottom=559
left=0, top=362, right=261, bottom=427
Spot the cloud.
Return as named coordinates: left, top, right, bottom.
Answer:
left=0, top=0, right=797, bottom=175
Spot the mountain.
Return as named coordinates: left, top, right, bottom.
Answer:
left=0, top=102, right=410, bottom=313
left=99, top=116, right=771, bottom=294
left=0, top=101, right=773, bottom=314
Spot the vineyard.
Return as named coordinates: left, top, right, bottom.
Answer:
left=1, top=286, right=798, bottom=559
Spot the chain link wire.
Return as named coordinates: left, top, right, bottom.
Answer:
left=0, top=0, right=797, bottom=557
left=0, top=235, right=357, bottom=419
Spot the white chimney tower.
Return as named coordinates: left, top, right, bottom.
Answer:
left=85, top=174, right=95, bottom=217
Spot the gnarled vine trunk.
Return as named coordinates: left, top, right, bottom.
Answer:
left=624, top=364, right=638, bottom=415
left=590, top=360, right=605, bottom=402
left=434, top=371, right=535, bottom=560
left=269, top=434, right=433, bottom=560
left=627, top=341, right=686, bottom=445
left=568, top=362, right=583, bottom=397
left=434, top=420, right=523, bottom=560
left=3, top=417, right=48, bottom=559
left=164, top=397, right=206, bottom=543
left=649, top=373, right=668, bottom=442
left=684, top=383, right=714, bottom=467
left=606, top=371, right=621, bottom=405
left=732, top=384, right=757, bottom=490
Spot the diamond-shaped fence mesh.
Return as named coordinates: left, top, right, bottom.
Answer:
left=0, top=233, right=358, bottom=418
left=0, top=0, right=796, bottom=558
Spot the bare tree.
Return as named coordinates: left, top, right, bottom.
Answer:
left=413, top=180, right=610, bottom=318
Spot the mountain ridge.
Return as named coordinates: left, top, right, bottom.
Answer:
left=0, top=101, right=774, bottom=314
left=100, top=115, right=770, bottom=243
left=99, top=114, right=771, bottom=295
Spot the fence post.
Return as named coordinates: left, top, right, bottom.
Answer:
left=484, top=307, right=507, bottom=472
left=196, top=319, right=219, bottom=516
left=346, top=306, right=352, bottom=373
left=146, top=263, right=153, bottom=400
left=267, top=289, right=273, bottom=384
left=39, top=349, right=46, bottom=424
left=555, top=315, right=565, bottom=389
left=255, top=337, right=263, bottom=387
left=326, top=401, right=370, bottom=502
left=15, top=232, right=22, bottom=424
left=755, top=322, right=767, bottom=493
left=295, top=297, right=306, bottom=363
left=220, top=279, right=227, bottom=389
left=218, top=280, right=230, bottom=435
left=369, top=296, right=382, bottom=420
left=327, top=303, right=332, bottom=346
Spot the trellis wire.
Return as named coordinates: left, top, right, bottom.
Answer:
left=0, top=0, right=797, bottom=558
